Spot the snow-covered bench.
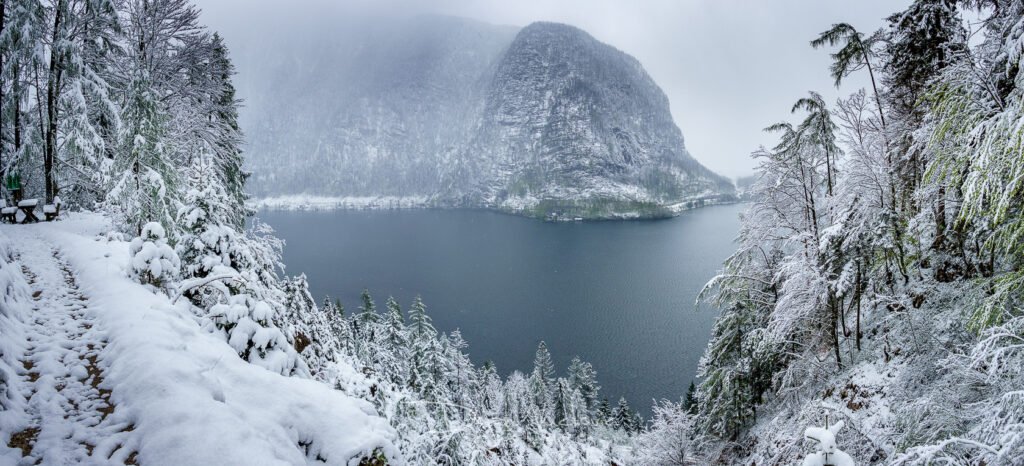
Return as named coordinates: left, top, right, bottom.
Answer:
left=0, top=199, right=16, bottom=223
left=43, top=196, right=61, bottom=221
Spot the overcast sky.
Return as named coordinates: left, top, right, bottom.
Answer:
left=196, top=0, right=909, bottom=179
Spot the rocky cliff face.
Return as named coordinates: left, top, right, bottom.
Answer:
left=451, top=22, right=733, bottom=216
left=236, top=16, right=734, bottom=218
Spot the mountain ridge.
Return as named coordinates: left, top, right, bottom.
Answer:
left=237, top=16, right=735, bottom=219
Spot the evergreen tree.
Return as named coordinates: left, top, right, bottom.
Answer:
left=567, top=355, right=600, bottom=412
left=612, top=397, right=634, bottom=432
left=108, top=72, right=178, bottom=234
left=201, top=32, right=249, bottom=228
left=0, top=0, right=45, bottom=187
left=322, top=297, right=351, bottom=354
left=353, top=288, right=379, bottom=343
left=479, top=360, right=503, bottom=416
left=378, top=296, right=409, bottom=385
left=407, top=295, right=444, bottom=399
left=407, top=294, right=436, bottom=341
left=683, top=381, right=697, bottom=415
left=281, top=275, right=337, bottom=380
left=811, top=22, right=886, bottom=127
left=443, top=329, right=476, bottom=420
left=529, top=341, right=556, bottom=423
left=553, top=377, right=588, bottom=438
left=596, top=397, right=612, bottom=425
left=883, top=0, right=967, bottom=120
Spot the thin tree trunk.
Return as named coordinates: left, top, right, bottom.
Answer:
left=44, top=0, right=66, bottom=204
left=864, top=56, right=886, bottom=130
left=831, top=294, right=842, bottom=369
left=825, top=147, right=834, bottom=196
left=13, top=62, right=20, bottom=155
left=856, top=260, right=862, bottom=351
left=0, top=0, right=6, bottom=183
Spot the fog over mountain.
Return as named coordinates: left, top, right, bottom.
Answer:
left=234, top=15, right=734, bottom=218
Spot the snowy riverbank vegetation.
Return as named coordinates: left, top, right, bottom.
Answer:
left=635, top=0, right=1024, bottom=464
left=0, top=0, right=643, bottom=463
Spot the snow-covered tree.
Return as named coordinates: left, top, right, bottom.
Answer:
left=207, top=291, right=306, bottom=376
left=612, top=397, right=636, bottom=433
left=567, top=355, right=600, bottom=413
left=281, top=275, right=337, bottom=380
left=378, top=296, right=409, bottom=386
left=128, top=221, right=180, bottom=290
left=634, top=399, right=700, bottom=466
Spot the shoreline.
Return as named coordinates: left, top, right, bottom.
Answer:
left=249, top=194, right=741, bottom=221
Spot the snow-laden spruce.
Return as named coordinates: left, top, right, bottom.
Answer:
left=128, top=222, right=180, bottom=290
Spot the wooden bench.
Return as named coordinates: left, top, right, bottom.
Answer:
left=0, top=200, right=16, bottom=223
left=43, top=203, right=60, bottom=221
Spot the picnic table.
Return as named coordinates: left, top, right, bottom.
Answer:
left=18, top=199, right=39, bottom=224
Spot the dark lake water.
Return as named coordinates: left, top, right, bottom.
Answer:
left=259, top=204, right=743, bottom=415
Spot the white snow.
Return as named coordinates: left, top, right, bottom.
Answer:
left=251, top=195, right=431, bottom=212
left=0, top=213, right=400, bottom=465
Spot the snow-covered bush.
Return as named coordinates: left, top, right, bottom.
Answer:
left=801, top=420, right=854, bottom=466
left=128, top=222, right=180, bottom=289
left=175, top=174, right=320, bottom=377
left=633, top=400, right=700, bottom=465
left=207, top=293, right=305, bottom=376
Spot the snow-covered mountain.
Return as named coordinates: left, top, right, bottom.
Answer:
left=235, top=16, right=734, bottom=218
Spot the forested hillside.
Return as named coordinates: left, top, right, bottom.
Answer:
left=633, top=1, right=1024, bottom=464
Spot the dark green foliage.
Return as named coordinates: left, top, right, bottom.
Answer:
left=883, top=0, right=967, bottom=119
left=683, top=381, right=697, bottom=415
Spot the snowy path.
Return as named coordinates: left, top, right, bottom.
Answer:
left=6, top=236, right=136, bottom=464
left=0, top=214, right=398, bottom=465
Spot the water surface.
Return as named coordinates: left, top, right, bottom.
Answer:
left=260, top=204, right=743, bottom=414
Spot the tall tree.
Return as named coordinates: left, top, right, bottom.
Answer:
left=811, top=22, right=886, bottom=128
left=567, top=355, right=600, bottom=412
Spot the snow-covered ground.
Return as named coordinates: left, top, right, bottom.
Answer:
left=251, top=195, right=432, bottom=212
left=0, top=213, right=398, bottom=465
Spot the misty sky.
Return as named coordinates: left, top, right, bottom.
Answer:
left=196, top=0, right=909, bottom=179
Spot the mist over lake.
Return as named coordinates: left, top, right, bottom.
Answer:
left=259, top=203, right=743, bottom=412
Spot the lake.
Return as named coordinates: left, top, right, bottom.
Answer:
left=259, top=203, right=744, bottom=415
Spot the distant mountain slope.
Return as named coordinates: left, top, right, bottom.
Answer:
left=452, top=22, right=733, bottom=216
left=238, top=16, right=517, bottom=199
left=235, top=16, right=734, bottom=218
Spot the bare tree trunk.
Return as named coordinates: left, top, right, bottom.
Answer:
left=44, top=0, right=66, bottom=204
left=865, top=56, right=886, bottom=130
left=831, top=294, right=842, bottom=369
left=0, top=0, right=6, bottom=183
left=855, top=261, right=862, bottom=351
